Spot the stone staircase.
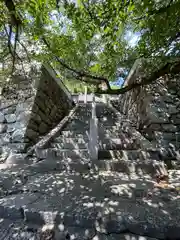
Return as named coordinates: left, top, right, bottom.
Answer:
left=0, top=102, right=180, bottom=239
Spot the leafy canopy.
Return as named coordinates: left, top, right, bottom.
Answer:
left=0, top=0, right=180, bottom=92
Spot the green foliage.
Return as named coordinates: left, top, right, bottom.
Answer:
left=1, top=0, right=180, bottom=86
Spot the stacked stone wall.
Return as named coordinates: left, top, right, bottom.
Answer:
left=24, top=65, right=74, bottom=145
left=111, top=73, right=180, bottom=150
left=0, top=64, right=74, bottom=162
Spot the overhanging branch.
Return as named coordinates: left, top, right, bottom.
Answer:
left=97, top=60, right=180, bottom=94
left=42, top=37, right=111, bottom=89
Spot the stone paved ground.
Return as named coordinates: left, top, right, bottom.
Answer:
left=0, top=162, right=180, bottom=239
left=0, top=103, right=180, bottom=239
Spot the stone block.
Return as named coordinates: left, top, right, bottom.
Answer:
left=170, top=115, right=180, bottom=125
left=27, top=120, right=39, bottom=132
left=50, top=106, right=58, bottom=116
left=31, top=103, right=39, bottom=113
left=30, top=112, right=41, bottom=124
left=7, top=122, right=26, bottom=134
left=5, top=114, right=16, bottom=123
left=38, top=110, right=46, bottom=122
left=166, top=104, right=179, bottom=114
left=0, top=193, right=40, bottom=220
left=5, top=143, right=26, bottom=153
left=36, top=97, right=46, bottom=111
left=36, top=89, right=46, bottom=102
left=0, top=133, right=11, bottom=145
left=0, top=124, right=7, bottom=134
left=0, top=112, right=5, bottom=123
left=162, top=95, right=174, bottom=103
left=16, top=110, right=31, bottom=122
left=39, top=122, right=48, bottom=134
left=162, top=124, right=177, bottom=132
left=11, top=129, right=26, bottom=143
left=6, top=123, right=16, bottom=133
left=149, top=124, right=162, bottom=131
left=2, top=105, right=16, bottom=114
left=26, top=129, right=38, bottom=139
left=5, top=153, right=25, bottom=165
left=16, top=102, right=31, bottom=113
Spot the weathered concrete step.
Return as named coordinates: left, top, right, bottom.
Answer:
left=25, top=158, right=91, bottom=174
left=97, top=131, right=140, bottom=140
left=0, top=219, right=161, bottom=240
left=50, top=142, right=88, bottom=149
left=98, top=150, right=161, bottom=160
left=0, top=172, right=179, bottom=239
left=63, top=126, right=89, bottom=131
left=52, top=136, right=89, bottom=143
left=99, top=138, right=141, bottom=150
left=35, top=148, right=89, bottom=159
left=60, top=131, right=89, bottom=138
left=97, top=159, right=167, bottom=176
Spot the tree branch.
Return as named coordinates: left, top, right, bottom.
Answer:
left=42, top=37, right=111, bottom=89
left=97, top=60, right=180, bottom=94
left=133, top=0, right=175, bottom=21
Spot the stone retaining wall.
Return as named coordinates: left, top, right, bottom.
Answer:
left=111, top=64, right=180, bottom=150
left=0, top=78, right=35, bottom=161
left=0, top=64, right=74, bottom=161
left=24, top=65, right=74, bottom=145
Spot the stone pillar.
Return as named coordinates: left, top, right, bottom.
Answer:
left=89, top=95, right=98, bottom=160
left=84, top=86, right=87, bottom=103
left=92, top=95, right=96, bottom=118
left=89, top=118, right=98, bottom=161
left=102, top=94, right=108, bottom=103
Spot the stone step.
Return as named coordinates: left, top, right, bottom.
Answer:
left=98, top=137, right=141, bottom=150
left=97, top=159, right=167, bottom=177
left=52, top=136, right=89, bottom=143
left=60, top=131, right=90, bottom=138
left=50, top=139, right=140, bottom=151
left=34, top=148, right=89, bottom=159
left=50, top=142, right=88, bottom=149
left=0, top=171, right=179, bottom=239
left=98, top=149, right=161, bottom=160
left=97, top=131, right=140, bottom=140
left=63, top=126, right=90, bottom=131
left=98, top=140, right=140, bottom=150
left=25, top=158, right=91, bottom=174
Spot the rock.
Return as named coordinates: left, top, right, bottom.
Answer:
left=165, top=225, right=180, bottom=240
left=39, top=122, right=48, bottom=134
left=0, top=112, right=5, bottom=123
left=30, top=112, right=41, bottom=124
left=7, top=122, right=26, bottom=134
left=26, top=129, right=38, bottom=140
left=16, top=110, right=31, bottom=122
left=0, top=133, right=11, bottom=145
left=16, top=102, right=32, bottom=113
left=115, top=234, right=158, bottom=240
left=162, top=124, right=177, bottom=132
left=5, top=153, right=25, bottom=165
left=0, top=147, right=10, bottom=163
left=11, top=129, right=26, bottom=142
left=6, top=123, right=16, bottom=133
left=0, top=124, right=7, bottom=133
left=167, top=104, right=179, bottom=114
left=2, top=105, right=16, bottom=114
left=27, top=120, right=39, bottom=132
left=5, top=114, right=16, bottom=123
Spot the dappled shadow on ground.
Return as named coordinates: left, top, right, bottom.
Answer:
left=0, top=164, right=180, bottom=239
left=1, top=103, right=180, bottom=239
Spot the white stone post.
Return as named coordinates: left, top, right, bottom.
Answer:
left=84, top=86, right=87, bottom=103
left=102, top=94, right=106, bottom=103
left=89, top=94, right=98, bottom=161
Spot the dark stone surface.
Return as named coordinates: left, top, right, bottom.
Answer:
left=24, top=65, right=74, bottom=145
